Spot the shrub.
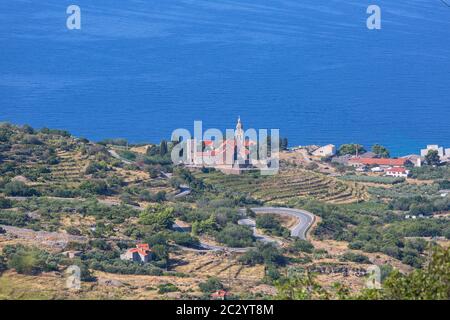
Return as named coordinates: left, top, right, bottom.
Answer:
left=238, top=249, right=264, bottom=266
left=85, top=161, right=109, bottom=175
left=341, top=175, right=405, bottom=185
left=340, top=251, right=371, bottom=264
left=239, top=243, right=285, bottom=266
left=256, top=214, right=280, bottom=230
left=170, top=232, right=200, bottom=247
left=199, top=277, right=223, bottom=294
left=4, top=181, right=39, bottom=197
left=22, top=135, right=42, bottom=145
left=438, top=180, right=450, bottom=190
left=0, top=197, right=12, bottom=209
left=5, top=245, right=57, bottom=275
left=89, top=239, right=111, bottom=251
left=409, top=166, right=450, bottom=180
left=0, top=210, right=29, bottom=227
left=79, top=180, right=111, bottom=195
left=157, top=283, right=180, bottom=294
left=215, top=224, right=254, bottom=248
left=118, top=150, right=137, bottom=161
left=65, top=226, right=82, bottom=236
left=444, top=227, right=450, bottom=240
left=288, top=239, right=314, bottom=254
left=0, top=255, right=6, bottom=274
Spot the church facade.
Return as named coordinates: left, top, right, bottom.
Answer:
left=183, top=117, right=258, bottom=174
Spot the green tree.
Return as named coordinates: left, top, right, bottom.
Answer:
left=425, top=150, right=441, bottom=166
left=376, top=245, right=449, bottom=300
left=160, top=140, right=168, bottom=156
left=215, top=223, right=254, bottom=248
left=372, top=144, right=390, bottom=158
left=191, top=215, right=217, bottom=235
left=276, top=272, right=329, bottom=300
left=152, top=244, right=170, bottom=268
left=338, top=144, right=366, bottom=156
left=275, top=246, right=450, bottom=300
left=6, top=246, right=57, bottom=275
left=279, top=138, right=288, bottom=151
left=139, top=206, right=174, bottom=230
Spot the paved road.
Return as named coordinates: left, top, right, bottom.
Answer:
left=250, top=207, right=315, bottom=240
left=108, top=149, right=133, bottom=165
left=173, top=184, right=192, bottom=199
left=175, top=207, right=315, bottom=252
left=238, top=218, right=282, bottom=245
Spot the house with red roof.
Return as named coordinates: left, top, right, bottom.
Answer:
left=120, top=244, right=152, bottom=263
left=385, top=167, right=409, bottom=178
left=348, top=157, right=409, bottom=168
left=210, top=290, right=228, bottom=300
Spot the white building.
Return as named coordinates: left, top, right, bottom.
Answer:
left=311, top=144, right=336, bottom=157
left=385, top=167, right=409, bottom=178
left=420, top=145, right=445, bottom=158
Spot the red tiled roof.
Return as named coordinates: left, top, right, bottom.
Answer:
left=196, top=139, right=255, bottom=158
left=128, top=244, right=151, bottom=256
left=349, top=158, right=407, bottom=166
left=211, top=290, right=228, bottom=298
left=136, top=244, right=150, bottom=250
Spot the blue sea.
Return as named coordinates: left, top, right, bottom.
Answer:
left=1, top=0, right=449, bottom=156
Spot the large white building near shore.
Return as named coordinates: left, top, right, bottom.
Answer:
left=420, top=145, right=450, bottom=161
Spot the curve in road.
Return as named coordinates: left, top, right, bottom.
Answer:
left=250, top=207, right=315, bottom=240
left=176, top=207, right=315, bottom=252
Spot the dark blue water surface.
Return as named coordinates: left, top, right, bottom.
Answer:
left=1, top=0, right=449, bottom=155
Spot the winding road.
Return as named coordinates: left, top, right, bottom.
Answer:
left=7, top=198, right=315, bottom=252
left=249, top=207, right=315, bottom=240
left=177, top=207, right=316, bottom=252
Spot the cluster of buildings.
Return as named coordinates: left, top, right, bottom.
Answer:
left=326, top=144, right=449, bottom=179
left=177, top=117, right=448, bottom=178
left=181, top=117, right=273, bottom=174
left=346, top=157, right=411, bottom=178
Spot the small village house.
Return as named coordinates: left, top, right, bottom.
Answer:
left=211, top=290, right=228, bottom=300
left=348, top=157, right=408, bottom=168
left=311, top=144, right=336, bottom=158
left=385, top=167, right=409, bottom=178
left=120, top=244, right=152, bottom=263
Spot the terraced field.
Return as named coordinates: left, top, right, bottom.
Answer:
left=175, top=251, right=264, bottom=282
left=196, top=169, right=367, bottom=204
left=29, top=149, right=90, bottom=193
